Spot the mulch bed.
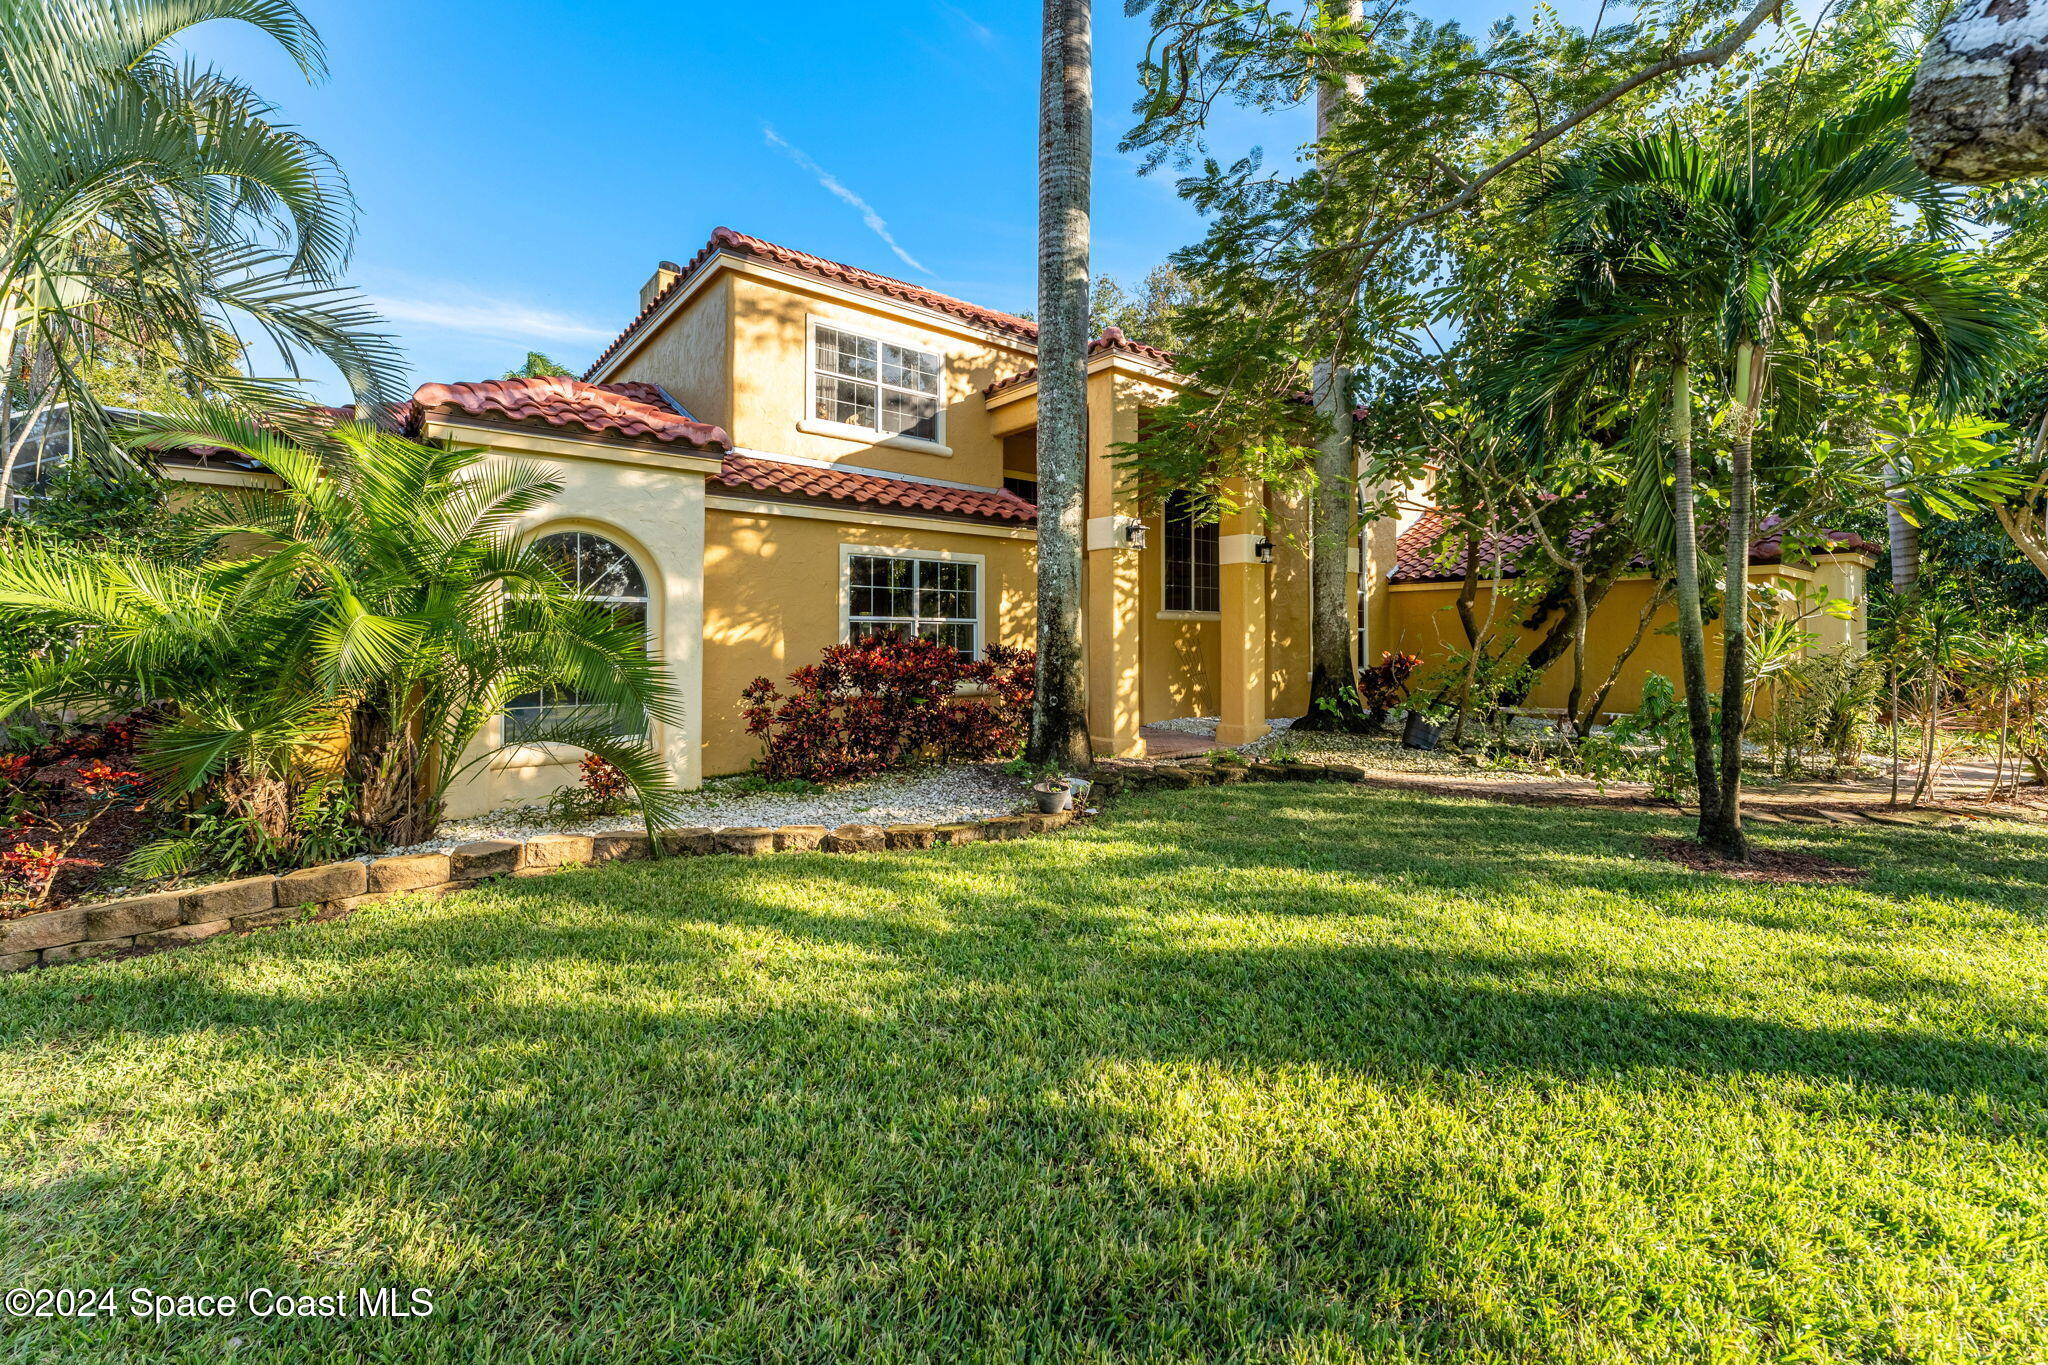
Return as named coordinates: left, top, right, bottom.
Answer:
left=1644, top=835, right=1866, bottom=885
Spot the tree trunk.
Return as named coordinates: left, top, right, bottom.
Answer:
left=1704, top=341, right=1762, bottom=859
left=1667, top=343, right=1722, bottom=822
left=1884, top=457, right=1920, bottom=595
left=1912, top=0, right=2048, bottom=183
left=1582, top=578, right=1675, bottom=734
left=1455, top=524, right=1482, bottom=646
left=1027, top=0, right=1095, bottom=769
left=1299, top=0, right=1371, bottom=731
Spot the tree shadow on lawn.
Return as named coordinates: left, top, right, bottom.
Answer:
left=4, top=787, right=2048, bottom=1360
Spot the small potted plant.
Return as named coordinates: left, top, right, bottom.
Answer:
left=1033, top=778, right=1074, bottom=813
left=1401, top=702, right=1448, bottom=751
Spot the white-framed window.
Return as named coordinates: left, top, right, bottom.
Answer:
left=842, top=547, right=982, bottom=660
left=1162, top=490, right=1220, bottom=614
left=811, top=320, right=943, bottom=443
left=507, top=530, right=651, bottom=740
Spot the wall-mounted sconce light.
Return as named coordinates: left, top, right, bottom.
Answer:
left=1254, top=537, right=1275, bottom=564
left=1123, top=521, right=1149, bottom=551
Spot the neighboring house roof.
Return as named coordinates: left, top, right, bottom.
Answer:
left=982, top=326, right=1178, bottom=399
left=586, top=227, right=1041, bottom=378
left=714, top=452, right=1036, bottom=525
left=414, top=377, right=731, bottom=452
left=1392, top=508, right=1880, bottom=583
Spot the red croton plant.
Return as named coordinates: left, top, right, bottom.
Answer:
left=742, top=636, right=1035, bottom=784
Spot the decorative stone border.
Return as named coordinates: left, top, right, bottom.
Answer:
left=0, top=756, right=1389, bottom=972
left=0, top=806, right=1088, bottom=972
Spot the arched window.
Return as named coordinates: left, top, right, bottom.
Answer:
left=506, top=531, right=650, bottom=740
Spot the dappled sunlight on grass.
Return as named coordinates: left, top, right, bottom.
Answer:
left=1, top=783, right=2046, bottom=1361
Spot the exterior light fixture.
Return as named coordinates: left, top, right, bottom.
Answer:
left=1123, top=522, right=1148, bottom=550
left=1254, top=537, right=1275, bottom=564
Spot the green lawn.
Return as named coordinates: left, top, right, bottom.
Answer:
left=3, top=786, right=2046, bottom=1363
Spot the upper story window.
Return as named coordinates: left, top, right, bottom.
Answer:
left=1162, top=490, right=1220, bottom=615
left=812, top=323, right=941, bottom=442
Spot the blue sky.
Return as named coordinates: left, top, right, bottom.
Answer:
left=184, top=1, right=1602, bottom=400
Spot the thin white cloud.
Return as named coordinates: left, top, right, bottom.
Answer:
left=763, top=126, right=930, bottom=275
left=364, top=292, right=612, bottom=345
left=934, top=1, right=999, bottom=48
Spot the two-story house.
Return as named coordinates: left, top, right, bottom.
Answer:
left=370, top=227, right=1340, bottom=813
left=140, top=225, right=1872, bottom=816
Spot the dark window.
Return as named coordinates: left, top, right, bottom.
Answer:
left=1163, top=490, right=1220, bottom=614
left=1002, top=476, right=1038, bottom=502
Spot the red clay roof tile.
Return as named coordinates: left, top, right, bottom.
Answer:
left=713, top=453, right=1036, bottom=526
left=1394, top=509, right=1879, bottom=583
left=587, top=227, right=1039, bottom=378
left=413, top=377, right=730, bottom=451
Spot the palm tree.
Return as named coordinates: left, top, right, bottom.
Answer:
left=0, top=407, right=685, bottom=854
left=1502, top=75, right=2030, bottom=856
left=1028, top=0, right=1094, bottom=769
left=0, top=0, right=402, bottom=492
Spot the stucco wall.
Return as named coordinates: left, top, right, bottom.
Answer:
left=625, top=270, right=1032, bottom=489
left=438, top=431, right=709, bottom=818
left=1384, top=560, right=1871, bottom=720
left=626, top=273, right=734, bottom=432
left=701, top=505, right=1037, bottom=776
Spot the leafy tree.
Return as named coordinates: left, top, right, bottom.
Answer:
left=0, top=407, right=686, bottom=854
left=0, top=0, right=403, bottom=493
left=1089, top=265, right=1199, bottom=352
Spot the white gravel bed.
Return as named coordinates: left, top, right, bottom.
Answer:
left=370, top=764, right=1034, bottom=860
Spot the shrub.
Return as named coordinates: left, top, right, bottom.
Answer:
left=544, top=754, right=638, bottom=823
left=742, top=637, right=1035, bottom=784
left=1359, top=651, right=1423, bottom=726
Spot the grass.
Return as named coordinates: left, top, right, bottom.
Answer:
left=2, top=784, right=2046, bottom=1363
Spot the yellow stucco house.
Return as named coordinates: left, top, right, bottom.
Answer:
left=152, top=226, right=1875, bottom=815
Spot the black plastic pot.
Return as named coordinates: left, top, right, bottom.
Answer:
left=1401, top=710, right=1443, bottom=751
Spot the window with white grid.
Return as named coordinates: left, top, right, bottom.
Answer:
left=845, top=553, right=980, bottom=660
left=812, top=323, right=942, bottom=442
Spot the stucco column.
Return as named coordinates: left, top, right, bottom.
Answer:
left=1809, top=554, right=1872, bottom=656
left=1217, top=481, right=1270, bottom=747
left=669, top=472, right=707, bottom=790
left=1083, top=372, right=1146, bottom=758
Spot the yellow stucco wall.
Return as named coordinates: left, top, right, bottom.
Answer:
left=620, top=263, right=1035, bottom=489
left=701, top=505, right=1037, bottom=777
left=1384, top=559, right=1871, bottom=720
left=627, top=273, right=734, bottom=432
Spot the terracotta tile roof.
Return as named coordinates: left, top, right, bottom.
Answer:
left=983, top=326, right=1178, bottom=398
left=714, top=453, right=1036, bottom=525
left=412, top=377, right=730, bottom=451
left=1393, top=509, right=1880, bottom=583
left=587, top=227, right=1039, bottom=378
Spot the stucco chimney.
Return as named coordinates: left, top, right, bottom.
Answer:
left=640, top=260, right=683, bottom=313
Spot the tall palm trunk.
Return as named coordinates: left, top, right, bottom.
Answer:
left=1027, top=0, right=1094, bottom=768
left=1705, top=340, right=1764, bottom=858
left=1884, top=458, right=1921, bottom=595
left=1298, top=0, right=1370, bottom=731
left=1912, top=1, right=2048, bottom=183
left=1667, top=342, right=1721, bottom=819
